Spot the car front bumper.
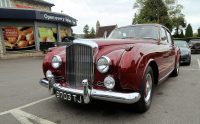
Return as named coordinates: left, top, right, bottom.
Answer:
left=39, top=78, right=141, bottom=104
left=180, top=54, right=190, bottom=63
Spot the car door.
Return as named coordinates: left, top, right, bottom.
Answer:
left=157, top=27, right=173, bottom=80
left=166, top=30, right=176, bottom=71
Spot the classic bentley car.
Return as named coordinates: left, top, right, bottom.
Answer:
left=40, top=24, right=180, bottom=113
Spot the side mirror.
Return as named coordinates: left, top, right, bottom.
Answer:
left=64, top=36, right=75, bottom=42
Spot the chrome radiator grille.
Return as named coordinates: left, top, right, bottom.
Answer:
left=66, top=44, right=94, bottom=88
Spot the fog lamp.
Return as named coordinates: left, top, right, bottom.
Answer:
left=104, top=76, right=115, bottom=90
left=46, top=70, right=54, bottom=80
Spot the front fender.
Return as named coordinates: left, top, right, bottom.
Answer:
left=118, top=49, right=143, bottom=91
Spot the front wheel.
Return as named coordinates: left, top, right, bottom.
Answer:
left=135, top=66, right=154, bottom=113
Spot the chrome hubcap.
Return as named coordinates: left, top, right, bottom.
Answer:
left=177, top=63, right=179, bottom=73
left=144, top=73, right=152, bottom=104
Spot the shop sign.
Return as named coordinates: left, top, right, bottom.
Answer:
left=37, top=12, right=77, bottom=26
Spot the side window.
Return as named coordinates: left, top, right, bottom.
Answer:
left=166, top=31, right=172, bottom=45
left=160, top=28, right=168, bottom=43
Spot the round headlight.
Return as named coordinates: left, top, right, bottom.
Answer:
left=97, top=56, right=111, bottom=73
left=104, top=76, right=115, bottom=90
left=51, top=55, right=62, bottom=69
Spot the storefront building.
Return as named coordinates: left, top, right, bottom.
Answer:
left=0, top=0, right=77, bottom=55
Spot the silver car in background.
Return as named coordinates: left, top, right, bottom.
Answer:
left=174, top=40, right=191, bottom=65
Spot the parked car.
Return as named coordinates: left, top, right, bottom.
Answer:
left=39, top=24, right=180, bottom=113
left=189, top=39, right=200, bottom=53
left=174, top=40, right=191, bottom=65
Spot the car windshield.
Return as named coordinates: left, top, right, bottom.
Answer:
left=189, top=40, right=200, bottom=44
left=174, top=41, right=189, bottom=48
left=108, top=25, right=159, bottom=40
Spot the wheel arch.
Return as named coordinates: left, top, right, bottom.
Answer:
left=148, top=61, right=159, bottom=85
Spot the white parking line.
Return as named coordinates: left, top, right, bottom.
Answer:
left=197, top=59, right=200, bottom=69
left=11, top=109, right=56, bottom=124
left=0, top=96, right=54, bottom=116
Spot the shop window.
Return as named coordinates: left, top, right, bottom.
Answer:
left=38, top=27, right=57, bottom=51
left=0, top=0, right=11, bottom=8
left=2, top=26, right=35, bottom=51
left=38, top=27, right=57, bottom=42
left=60, top=26, right=72, bottom=42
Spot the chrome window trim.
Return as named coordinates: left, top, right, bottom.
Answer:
left=73, top=40, right=98, bottom=49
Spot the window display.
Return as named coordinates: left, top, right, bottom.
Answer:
left=38, top=27, right=57, bottom=42
left=2, top=26, right=35, bottom=50
left=60, top=27, right=72, bottom=42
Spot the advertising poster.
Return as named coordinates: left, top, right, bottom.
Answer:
left=60, top=27, right=72, bottom=42
left=38, top=27, right=57, bottom=42
left=3, top=26, right=35, bottom=50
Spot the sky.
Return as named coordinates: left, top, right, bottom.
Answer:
left=45, top=0, right=200, bottom=34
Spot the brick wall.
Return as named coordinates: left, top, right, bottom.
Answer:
left=11, top=0, right=51, bottom=12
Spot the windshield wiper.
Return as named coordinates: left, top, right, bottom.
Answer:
left=142, top=37, right=157, bottom=40
left=121, top=37, right=136, bottom=39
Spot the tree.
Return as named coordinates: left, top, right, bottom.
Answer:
left=179, top=29, right=184, bottom=38
left=198, top=28, right=200, bottom=37
left=133, top=0, right=186, bottom=32
left=136, top=0, right=173, bottom=30
left=89, top=27, right=96, bottom=38
left=185, top=24, right=193, bottom=38
left=83, top=25, right=89, bottom=38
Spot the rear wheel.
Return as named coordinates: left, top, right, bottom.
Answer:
left=135, top=66, right=154, bottom=113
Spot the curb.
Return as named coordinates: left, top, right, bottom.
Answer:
left=0, top=52, right=45, bottom=60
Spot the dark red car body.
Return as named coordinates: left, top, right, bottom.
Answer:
left=40, top=24, right=180, bottom=112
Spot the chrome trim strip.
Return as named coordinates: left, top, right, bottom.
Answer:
left=91, top=89, right=141, bottom=104
left=73, top=39, right=99, bottom=56
left=73, top=40, right=98, bottom=49
left=39, top=79, right=141, bottom=104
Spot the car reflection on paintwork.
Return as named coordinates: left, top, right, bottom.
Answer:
left=174, top=40, right=191, bottom=65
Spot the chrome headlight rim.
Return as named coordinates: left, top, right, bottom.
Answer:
left=51, top=55, right=62, bottom=69
left=97, top=56, right=111, bottom=73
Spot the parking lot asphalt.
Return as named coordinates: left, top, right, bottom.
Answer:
left=0, top=55, right=200, bottom=124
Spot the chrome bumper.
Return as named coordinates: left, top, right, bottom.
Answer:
left=39, top=78, right=141, bottom=104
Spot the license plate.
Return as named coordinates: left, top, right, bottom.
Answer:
left=55, top=91, right=83, bottom=104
